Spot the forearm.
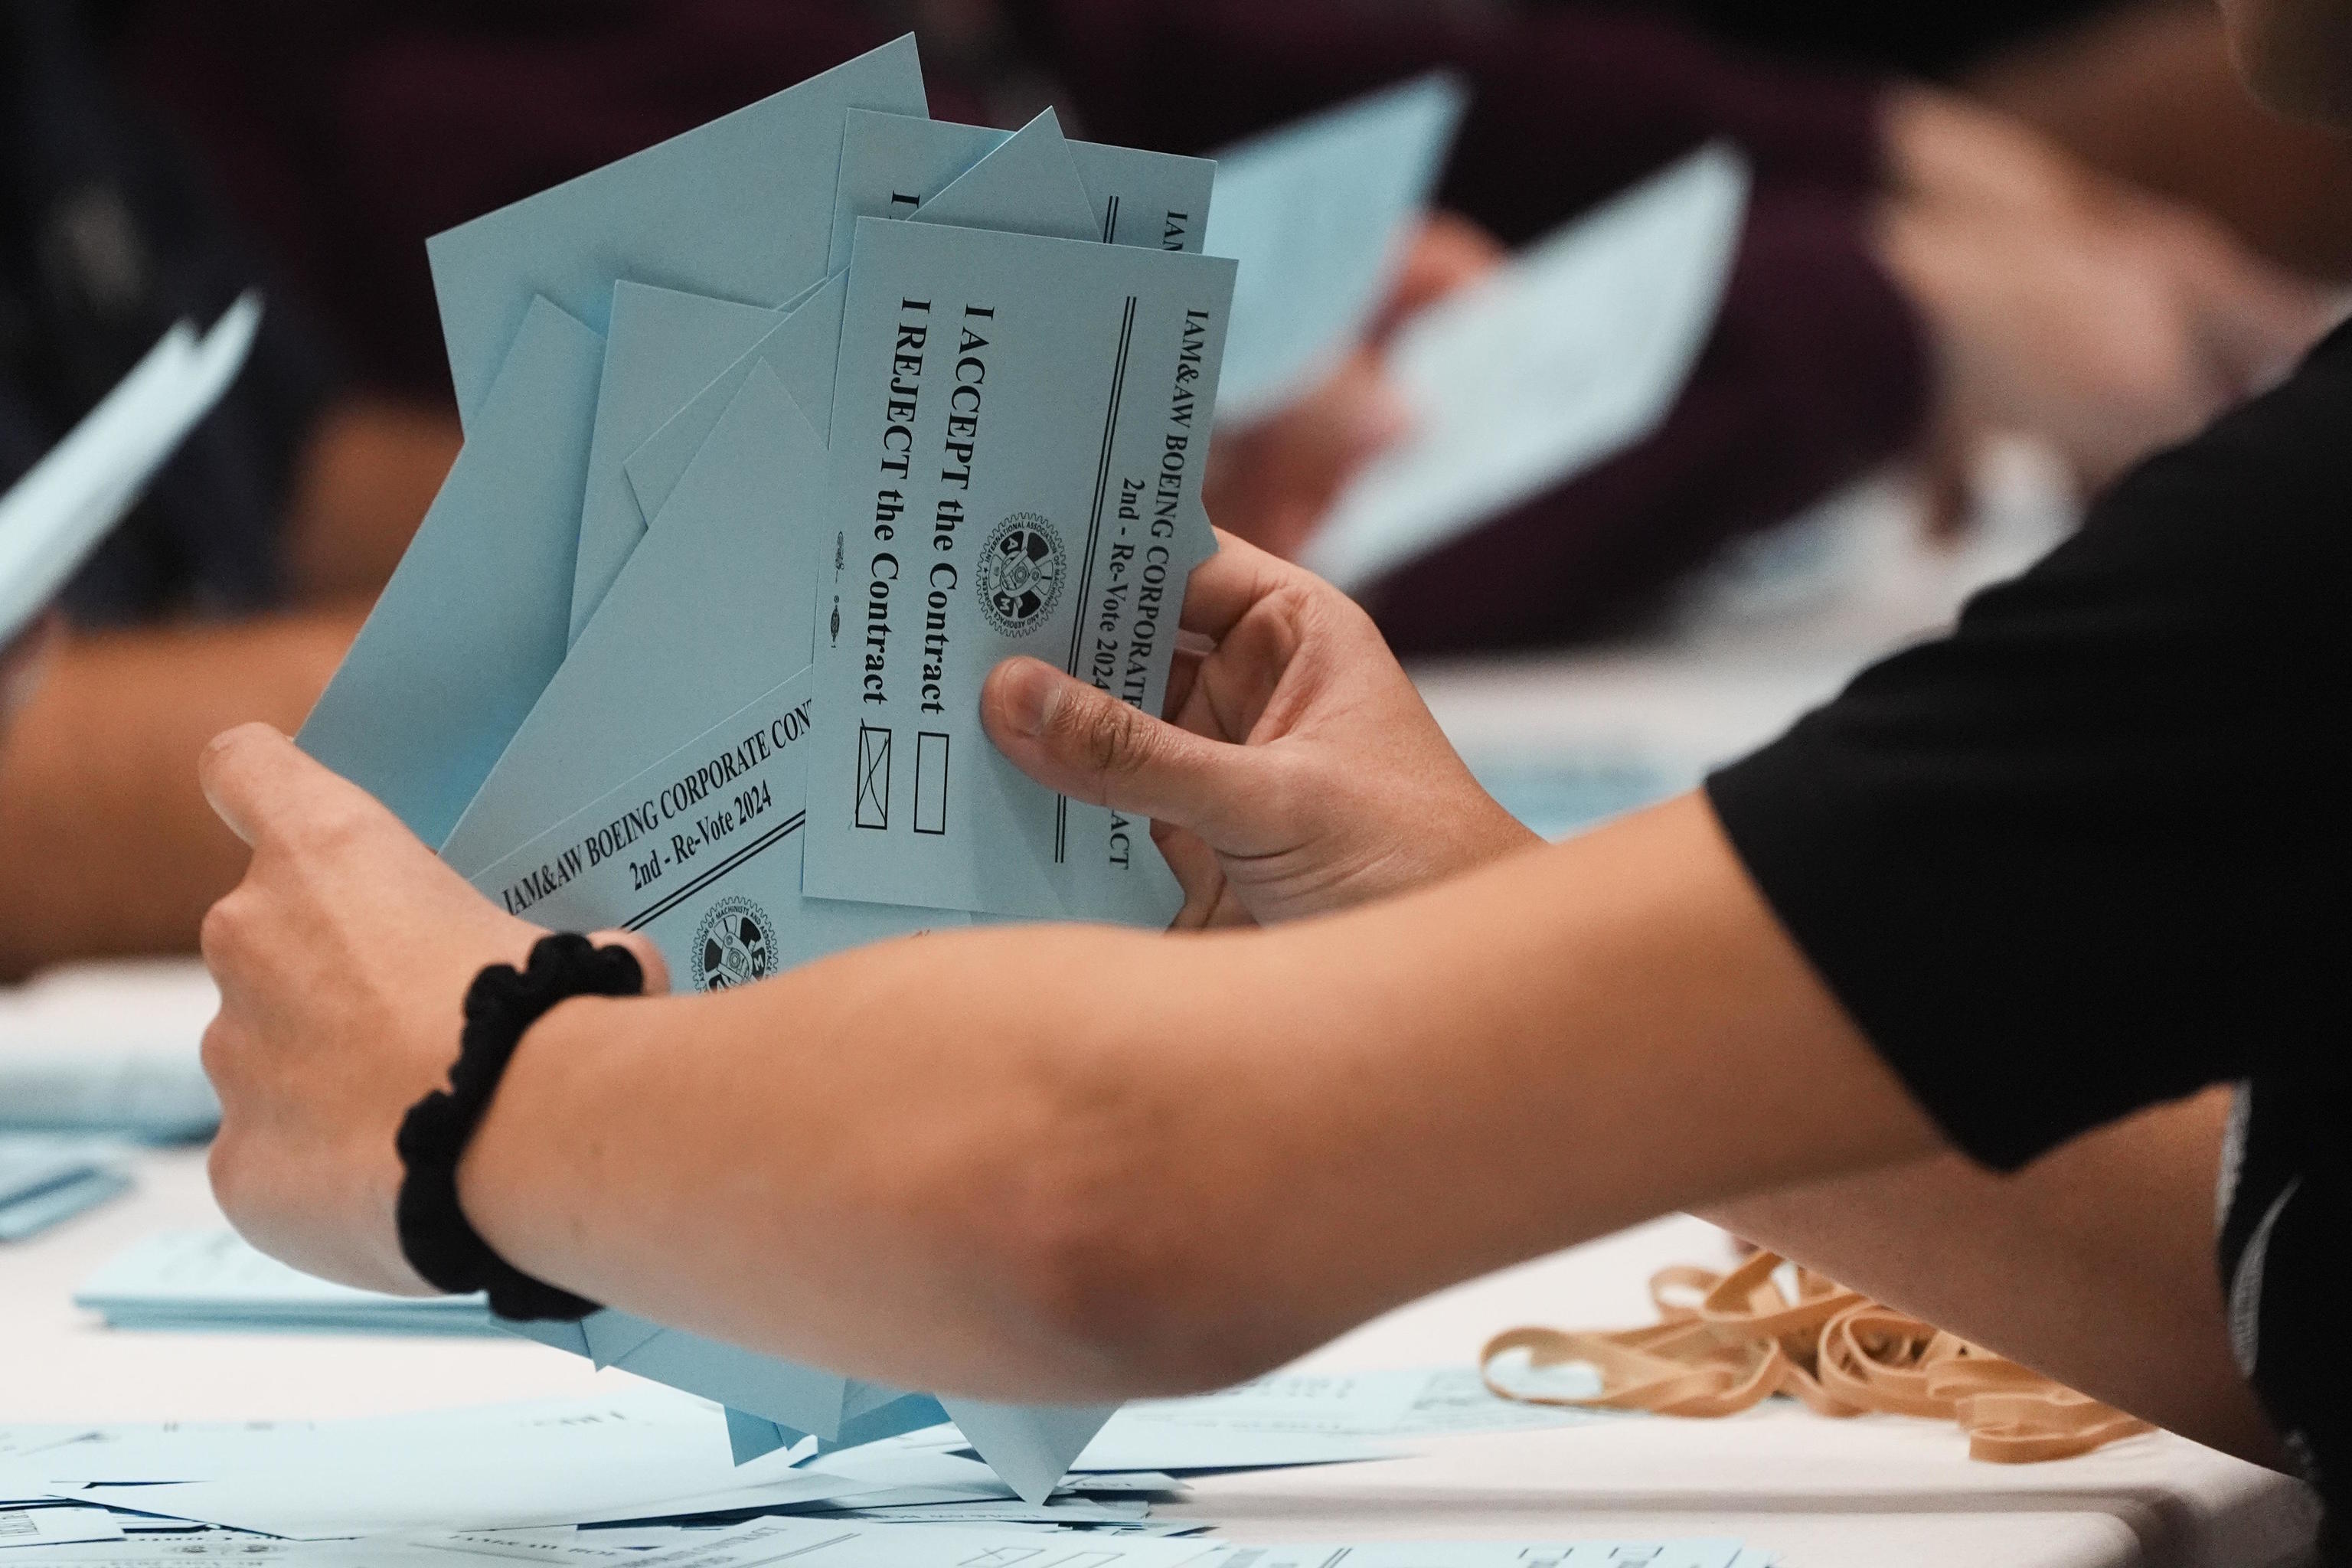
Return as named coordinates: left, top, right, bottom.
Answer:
left=1704, top=1088, right=2285, bottom=1470
left=457, top=794, right=1939, bottom=1401
left=0, top=609, right=360, bottom=977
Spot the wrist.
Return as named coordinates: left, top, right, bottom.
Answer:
left=397, top=934, right=642, bottom=1317
left=452, top=988, right=645, bottom=1302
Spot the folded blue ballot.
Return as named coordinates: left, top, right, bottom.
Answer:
left=1205, top=74, right=1465, bottom=423
left=1303, top=144, right=1750, bottom=593
left=0, top=296, right=259, bottom=649
left=292, top=34, right=1264, bottom=1505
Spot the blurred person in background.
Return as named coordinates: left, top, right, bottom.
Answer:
left=1599, top=0, right=2352, bottom=277
left=1, top=0, right=459, bottom=978
left=124, top=0, right=2330, bottom=658
left=1, top=0, right=2330, bottom=975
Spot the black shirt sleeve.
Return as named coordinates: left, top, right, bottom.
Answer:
left=1705, top=321, right=2352, bottom=1171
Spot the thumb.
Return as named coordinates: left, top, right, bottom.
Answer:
left=199, top=722, right=383, bottom=849
left=982, top=657, right=1252, bottom=835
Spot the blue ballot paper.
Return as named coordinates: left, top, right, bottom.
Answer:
left=0, top=296, right=260, bottom=648
left=465, top=671, right=944, bottom=978
left=289, top=34, right=1252, bottom=1504
left=1304, top=144, right=1749, bottom=594
left=828, top=109, right=1008, bottom=273
left=609, top=107, right=1214, bottom=609
left=439, top=363, right=834, bottom=868
left=0, top=961, right=221, bottom=1144
left=1205, top=74, right=1465, bottom=423
left=427, top=39, right=926, bottom=432
left=298, top=298, right=603, bottom=848
left=567, top=281, right=809, bottom=645
left=625, top=273, right=854, bottom=534
left=829, top=109, right=1217, bottom=276
left=906, top=109, right=1102, bottom=245
left=804, top=218, right=1233, bottom=923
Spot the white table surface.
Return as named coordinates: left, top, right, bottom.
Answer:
left=0, top=1146, right=2318, bottom=1568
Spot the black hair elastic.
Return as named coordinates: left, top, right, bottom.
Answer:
left=394, top=932, right=644, bottom=1321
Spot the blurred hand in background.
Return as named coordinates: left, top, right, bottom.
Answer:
left=1871, top=88, right=2334, bottom=523
left=1207, top=92, right=2336, bottom=568
left=1204, top=212, right=1503, bottom=559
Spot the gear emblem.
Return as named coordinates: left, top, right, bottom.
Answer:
left=691, top=897, right=778, bottom=991
left=975, top=512, right=1067, bottom=637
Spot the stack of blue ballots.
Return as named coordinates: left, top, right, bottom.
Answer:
left=0, top=1136, right=130, bottom=1241
left=77, top=1230, right=495, bottom=1335
left=290, top=35, right=1276, bottom=1505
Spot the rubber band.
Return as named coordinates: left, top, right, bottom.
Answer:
left=1480, top=1251, right=2154, bottom=1463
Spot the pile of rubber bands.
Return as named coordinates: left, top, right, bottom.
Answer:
left=1481, top=1250, right=2153, bottom=1462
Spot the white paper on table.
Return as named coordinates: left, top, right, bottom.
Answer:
left=41, top=1391, right=896, bottom=1539
left=605, top=1516, right=1222, bottom=1568
left=1189, top=1541, right=1749, bottom=1568
left=1303, top=145, right=1748, bottom=595
left=0, top=1504, right=126, bottom=1550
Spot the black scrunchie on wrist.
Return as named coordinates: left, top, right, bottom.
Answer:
left=395, top=932, right=644, bottom=1321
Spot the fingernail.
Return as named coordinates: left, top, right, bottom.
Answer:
left=1001, top=658, right=1060, bottom=737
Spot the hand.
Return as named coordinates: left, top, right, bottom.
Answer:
left=1202, top=347, right=1406, bottom=560
left=1205, top=213, right=1505, bottom=559
left=196, top=723, right=665, bottom=1294
left=981, top=532, right=1536, bottom=927
left=1877, top=90, right=2336, bottom=514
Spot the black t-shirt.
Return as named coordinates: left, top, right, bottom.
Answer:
left=1707, top=319, right=2350, bottom=1528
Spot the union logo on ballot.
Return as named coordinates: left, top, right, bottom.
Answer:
left=693, top=897, right=778, bottom=991
left=976, top=512, right=1066, bottom=637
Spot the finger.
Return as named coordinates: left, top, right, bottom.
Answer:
left=982, top=657, right=1255, bottom=833
left=197, top=724, right=341, bottom=848
left=1147, top=821, right=1229, bottom=930
left=1179, top=531, right=1303, bottom=641
left=1916, top=416, right=1979, bottom=537
left=1162, top=642, right=1204, bottom=725
left=1372, top=211, right=1504, bottom=341
left=589, top=928, right=671, bottom=997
